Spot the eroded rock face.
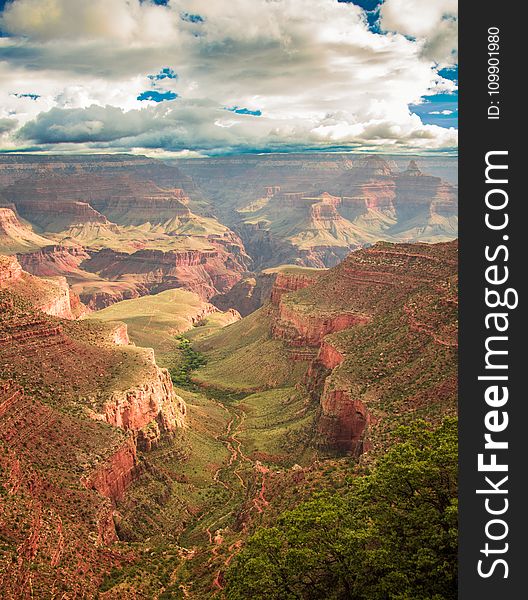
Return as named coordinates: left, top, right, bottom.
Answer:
left=264, top=241, right=458, bottom=454
left=79, top=235, right=251, bottom=304
left=18, top=244, right=90, bottom=277
left=81, top=437, right=138, bottom=505
left=317, top=388, right=371, bottom=455
left=1, top=171, right=190, bottom=231
left=0, top=251, right=189, bottom=595
left=35, top=276, right=74, bottom=319
left=0, top=254, right=84, bottom=320
left=100, top=358, right=186, bottom=433
left=0, top=207, right=52, bottom=254
left=271, top=302, right=369, bottom=347
left=0, top=254, right=22, bottom=284
left=211, top=268, right=321, bottom=316
left=317, top=340, right=345, bottom=370
left=182, top=154, right=457, bottom=269
left=270, top=271, right=325, bottom=305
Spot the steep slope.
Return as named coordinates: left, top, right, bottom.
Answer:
left=238, top=190, right=385, bottom=267
left=79, top=240, right=457, bottom=597
left=210, top=264, right=326, bottom=316
left=237, top=162, right=457, bottom=268
left=194, top=241, right=458, bottom=454
left=2, top=161, right=253, bottom=309
left=17, top=234, right=251, bottom=310
left=0, top=257, right=186, bottom=597
left=0, top=207, right=53, bottom=254
left=0, top=154, right=200, bottom=204
left=1, top=170, right=225, bottom=241
left=0, top=254, right=86, bottom=319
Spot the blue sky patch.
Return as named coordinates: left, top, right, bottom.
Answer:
left=13, top=92, right=41, bottom=100
left=148, top=67, right=178, bottom=81
left=181, top=13, right=205, bottom=24
left=439, top=66, right=458, bottom=84
left=226, top=106, right=262, bottom=117
left=137, top=90, right=178, bottom=102
left=338, top=0, right=382, bottom=33
left=411, top=92, right=458, bottom=128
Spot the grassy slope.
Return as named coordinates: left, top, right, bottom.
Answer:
left=192, top=306, right=307, bottom=392
left=89, top=288, right=216, bottom=357
left=52, top=216, right=229, bottom=253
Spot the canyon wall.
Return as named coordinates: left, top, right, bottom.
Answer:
left=211, top=267, right=323, bottom=316
left=262, top=241, right=458, bottom=453
left=0, top=254, right=84, bottom=319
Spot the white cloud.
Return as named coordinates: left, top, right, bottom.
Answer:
left=0, top=0, right=458, bottom=153
left=380, top=0, right=458, bottom=67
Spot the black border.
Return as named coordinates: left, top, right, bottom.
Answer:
left=459, top=3, right=524, bottom=597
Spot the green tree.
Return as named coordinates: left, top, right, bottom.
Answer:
left=225, top=418, right=457, bottom=600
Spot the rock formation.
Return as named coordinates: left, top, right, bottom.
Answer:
left=0, top=254, right=87, bottom=319
left=198, top=241, right=458, bottom=454
left=211, top=265, right=324, bottom=316
left=179, top=154, right=457, bottom=269
left=0, top=206, right=52, bottom=254
left=0, top=258, right=187, bottom=595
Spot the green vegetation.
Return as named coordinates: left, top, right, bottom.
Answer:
left=226, top=418, right=458, bottom=600
left=193, top=307, right=308, bottom=392
left=89, top=288, right=220, bottom=356
left=235, top=388, right=317, bottom=466
left=169, top=336, right=207, bottom=387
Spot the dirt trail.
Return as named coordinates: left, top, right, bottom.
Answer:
left=198, top=397, right=273, bottom=592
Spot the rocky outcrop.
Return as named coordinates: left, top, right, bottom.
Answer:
left=182, top=154, right=457, bottom=269
left=35, top=276, right=75, bottom=319
left=18, top=244, right=90, bottom=277
left=81, top=437, right=138, bottom=505
left=211, top=273, right=275, bottom=316
left=0, top=153, right=198, bottom=200
left=0, top=207, right=52, bottom=253
left=0, top=253, right=22, bottom=284
left=265, top=241, right=458, bottom=454
left=110, top=322, right=130, bottom=346
left=212, top=267, right=323, bottom=316
left=100, top=357, right=186, bottom=433
left=79, top=235, right=251, bottom=303
left=0, top=260, right=190, bottom=595
left=269, top=271, right=324, bottom=305
left=271, top=302, right=369, bottom=347
left=317, top=388, right=371, bottom=455
left=317, top=339, right=345, bottom=370
left=0, top=254, right=86, bottom=320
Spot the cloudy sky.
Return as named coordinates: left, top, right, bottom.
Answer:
left=0, top=0, right=458, bottom=156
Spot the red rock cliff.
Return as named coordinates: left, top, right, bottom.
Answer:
left=81, top=436, right=138, bottom=505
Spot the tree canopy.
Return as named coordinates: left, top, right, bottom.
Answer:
left=225, top=418, right=458, bottom=600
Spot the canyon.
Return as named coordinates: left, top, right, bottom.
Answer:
left=0, top=153, right=456, bottom=308
left=0, top=155, right=251, bottom=309
left=178, top=154, right=457, bottom=268
left=195, top=240, right=458, bottom=453
left=0, top=153, right=458, bottom=598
